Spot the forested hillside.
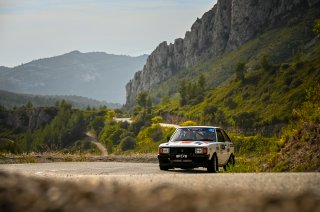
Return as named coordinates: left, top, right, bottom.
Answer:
left=0, top=101, right=107, bottom=154
left=0, top=90, right=120, bottom=109
left=126, top=2, right=320, bottom=134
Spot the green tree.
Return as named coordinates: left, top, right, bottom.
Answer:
left=261, top=55, right=272, bottom=72
left=137, top=92, right=148, bottom=108
left=120, top=136, right=136, bottom=151
left=59, top=100, right=72, bottom=111
left=132, top=92, right=153, bottom=134
left=180, top=120, right=198, bottom=126
left=293, top=85, right=320, bottom=123
left=235, top=62, right=246, bottom=82
left=202, top=102, right=218, bottom=125
left=32, top=103, right=85, bottom=151
left=179, top=80, right=187, bottom=106
left=215, top=110, right=228, bottom=127
left=24, top=132, right=33, bottom=153
left=105, top=110, right=116, bottom=122
left=0, top=104, right=6, bottom=112
left=147, top=124, right=163, bottom=142
left=89, top=116, right=105, bottom=135
left=26, top=101, right=33, bottom=109
left=233, top=112, right=259, bottom=131
left=198, top=74, right=206, bottom=92
left=151, top=116, right=163, bottom=124
left=313, top=19, right=320, bottom=37
left=109, top=128, right=125, bottom=145
left=146, top=95, right=152, bottom=114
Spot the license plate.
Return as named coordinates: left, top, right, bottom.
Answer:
left=176, top=154, right=187, bottom=159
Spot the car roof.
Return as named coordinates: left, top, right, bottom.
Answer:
left=177, top=126, right=221, bottom=129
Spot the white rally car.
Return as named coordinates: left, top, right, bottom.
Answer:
left=158, top=126, right=235, bottom=173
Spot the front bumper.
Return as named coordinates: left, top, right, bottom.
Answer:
left=158, top=154, right=209, bottom=169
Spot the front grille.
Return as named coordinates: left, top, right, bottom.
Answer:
left=170, top=147, right=195, bottom=155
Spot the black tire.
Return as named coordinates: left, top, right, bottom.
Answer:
left=207, top=154, right=218, bottom=173
left=159, top=165, right=169, bottom=171
left=223, top=154, right=235, bottom=171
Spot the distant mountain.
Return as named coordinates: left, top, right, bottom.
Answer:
left=0, top=51, right=148, bottom=104
left=0, top=89, right=121, bottom=109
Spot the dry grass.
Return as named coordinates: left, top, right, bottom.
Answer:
left=0, top=152, right=158, bottom=164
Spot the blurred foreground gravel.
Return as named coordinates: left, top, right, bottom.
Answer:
left=0, top=170, right=319, bottom=212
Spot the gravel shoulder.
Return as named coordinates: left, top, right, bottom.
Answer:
left=0, top=153, right=158, bottom=164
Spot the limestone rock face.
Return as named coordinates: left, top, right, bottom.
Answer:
left=126, top=0, right=320, bottom=105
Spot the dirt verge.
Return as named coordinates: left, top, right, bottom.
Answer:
left=0, top=153, right=158, bottom=164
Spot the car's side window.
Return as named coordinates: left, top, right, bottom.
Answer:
left=216, top=129, right=224, bottom=142
left=222, top=130, right=231, bottom=142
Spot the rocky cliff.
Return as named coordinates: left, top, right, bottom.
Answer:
left=126, top=0, right=320, bottom=105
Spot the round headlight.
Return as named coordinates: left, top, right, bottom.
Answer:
left=160, top=147, right=170, bottom=154
left=195, top=147, right=207, bottom=154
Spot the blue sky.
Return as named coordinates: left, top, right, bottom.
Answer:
left=0, top=0, right=216, bottom=67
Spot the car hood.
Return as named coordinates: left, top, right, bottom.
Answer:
left=159, top=141, right=212, bottom=148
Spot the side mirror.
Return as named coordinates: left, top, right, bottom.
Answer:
left=167, top=136, right=171, bottom=142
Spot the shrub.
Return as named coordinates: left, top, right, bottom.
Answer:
left=0, top=138, right=21, bottom=154
left=148, top=124, right=163, bottom=142
left=180, top=120, right=198, bottom=126
left=109, top=129, right=125, bottom=145
left=313, top=18, right=320, bottom=37
left=281, top=63, right=290, bottom=70
left=235, top=62, right=246, bottom=82
left=233, top=112, right=259, bottom=131
left=231, top=134, right=279, bottom=156
left=225, top=98, right=237, bottom=109
left=151, top=116, right=163, bottom=124
left=120, top=136, right=136, bottom=151
left=293, top=61, right=304, bottom=70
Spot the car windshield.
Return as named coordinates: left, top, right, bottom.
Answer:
left=170, top=128, right=217, bottom=142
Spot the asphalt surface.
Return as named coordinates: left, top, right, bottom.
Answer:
left=0, top=162, right=319, bottom=196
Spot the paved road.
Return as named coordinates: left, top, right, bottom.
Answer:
left=114, top=117, right=180, bottom=128
left=1, top=162, right=319, bottom=196
left=85, top=132, right=108, bottom=156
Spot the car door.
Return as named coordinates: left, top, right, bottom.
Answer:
left=222, top=130, right=232, bottom=160
left=216, top=129, right=228, bottom=165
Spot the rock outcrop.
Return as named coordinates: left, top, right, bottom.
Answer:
left=126, top=0, right=320, bottom=105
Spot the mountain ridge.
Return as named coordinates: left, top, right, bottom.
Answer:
left=0, top=51, right=148, bottom=104
left=0, top=89, right=121, bottom=109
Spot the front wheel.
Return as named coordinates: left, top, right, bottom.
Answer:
left=207, top=154, right=218, bottom=173
left=223, top=154, right=235, bottom=171
left=159, top=164, right=169, bottom=171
